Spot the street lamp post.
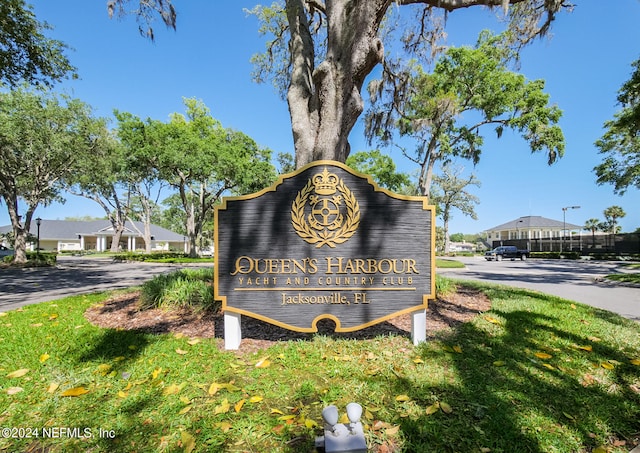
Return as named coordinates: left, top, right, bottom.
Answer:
left=35, top=217, right=41, bottom=262
left=561, top=206, right=580, bottom=252
left=517, top=220, right=524, bottom=249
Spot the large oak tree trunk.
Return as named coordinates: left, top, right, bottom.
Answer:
left=287, top=0, right=386, bottom=168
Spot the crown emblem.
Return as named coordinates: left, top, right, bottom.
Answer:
left=312, top=167, right=339, bottom=195
left=291, top=168, right=360, bottom=248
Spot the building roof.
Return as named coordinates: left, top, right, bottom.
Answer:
left=0, top=219, right=184, bottom=242
left=485, top=216, right=582, bottom=232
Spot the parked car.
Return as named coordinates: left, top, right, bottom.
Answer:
left=199, top=247, right=214, bottom=257
left=0, top=245, right=14, bottom=258
left=485, top=245, right=529, bottom=261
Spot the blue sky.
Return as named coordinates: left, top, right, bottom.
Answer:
left=2, top=1, right=639, bottom=234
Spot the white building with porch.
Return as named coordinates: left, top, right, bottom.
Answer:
left=0, top=220, right=186, bottom=253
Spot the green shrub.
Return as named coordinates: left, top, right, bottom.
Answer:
left=2, top=252, right=57, bottom=266
left=27, top=251, right=57, bottom=266
left=113, top=251, right=190, bottom=262
left=140, top=268, right=217, bottom=311
left=435, top=275, right=455, bottom=296
left=530, top=251, right=581, bottom=260
left=112, top=252, right=212, bottom=263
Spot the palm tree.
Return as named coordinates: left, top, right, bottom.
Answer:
left=584, top=218, right=600, bottom=248
left=603, top=206, right=626, bottom=251
left=603, top=206, right=626, bottom=232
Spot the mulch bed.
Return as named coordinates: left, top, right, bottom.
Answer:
left=84, top=287, right=491, bottom=354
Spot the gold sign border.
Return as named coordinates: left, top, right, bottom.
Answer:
left=214, top=160, right=436, bottom=333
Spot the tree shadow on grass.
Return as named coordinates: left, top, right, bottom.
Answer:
left=74, top=328, right=154, bottom=365
left=387, top=302, right=640, bottom=452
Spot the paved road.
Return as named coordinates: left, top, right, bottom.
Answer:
left=437, top=256, right=640, bottom=321
left=0, top=255, right=212, bottom=312
left=2, top=255, right=639, bottom=322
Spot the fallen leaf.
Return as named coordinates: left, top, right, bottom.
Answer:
left=208, top=382, right=241, bottom=395
left=61, top=386, right=90, bottom=397
left=255, top=358, right=271, bottom=368
left=425, top=402, right=440, bottom=415
left=215, top=422, right=232, bottom=433
left=187, top=339, right=200, bottom=346
left=373, top=421, right=392, bottom=430
left=305, top=418, right=318, bottom=429
left=601, top=362, right=615, bottom=370
left=118, top=390, right=127, bottom=398
left=214, top=399, right=231, bottom=414
left=249, top=396, right=263, bottom=403
left=152, top=368, right=162, bottom=380
left=542, top=363, right=555, bottom=370
left=48, top=314, right=58, bottom=320
left=270, top=408, right=285, bottom=415
left=570, top=304, right=577, bottom=309
left=96, top=364, right=112, bottom=375
left=593, top=446, right=608, bottom=453
left=181, top=430, right=196, bottom=453
left=395, top=394, right=411, bottom=402
left=575, top=345, right=593, bottom=352
left=385, top=425, right=400, bottom=436
left=223, top=383, right=241, bottom=392
left=39, top=353, right=50, bottom=363
left=484, top=316, right=502, bottom=325
left=535, top=352, right=553, bottom=360
left=175, top=349, right=188, bottom=355
left=235, top=399, right=245, bottom=413
left=412, top=358, right=424, bottom=364
left=47, top=382, right=59, bottom=393
left=7, top=387, right=23, bottom=395
left=440, top=402, right=453, bottom=414
left=493, top=360, right=506, bottom=367
left=563, top=412, right=575, bottom=420
left=6, top=368, right=29, bottom=378
left=163, top=383, right=182, bottom=396
left=452, top=345, right=463, bottom=354
left=630, top=359, right=640, bottom=366
left=179, top=405, right=192, bottom=415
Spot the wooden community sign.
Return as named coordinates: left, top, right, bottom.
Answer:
left=214, top=160, right=435, bottom=347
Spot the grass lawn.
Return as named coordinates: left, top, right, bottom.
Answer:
left=606, top=263, right=640, bottom=285
left=435, top=258, right=466, bottom=269
left=1, top=280, right=640, bottom=452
